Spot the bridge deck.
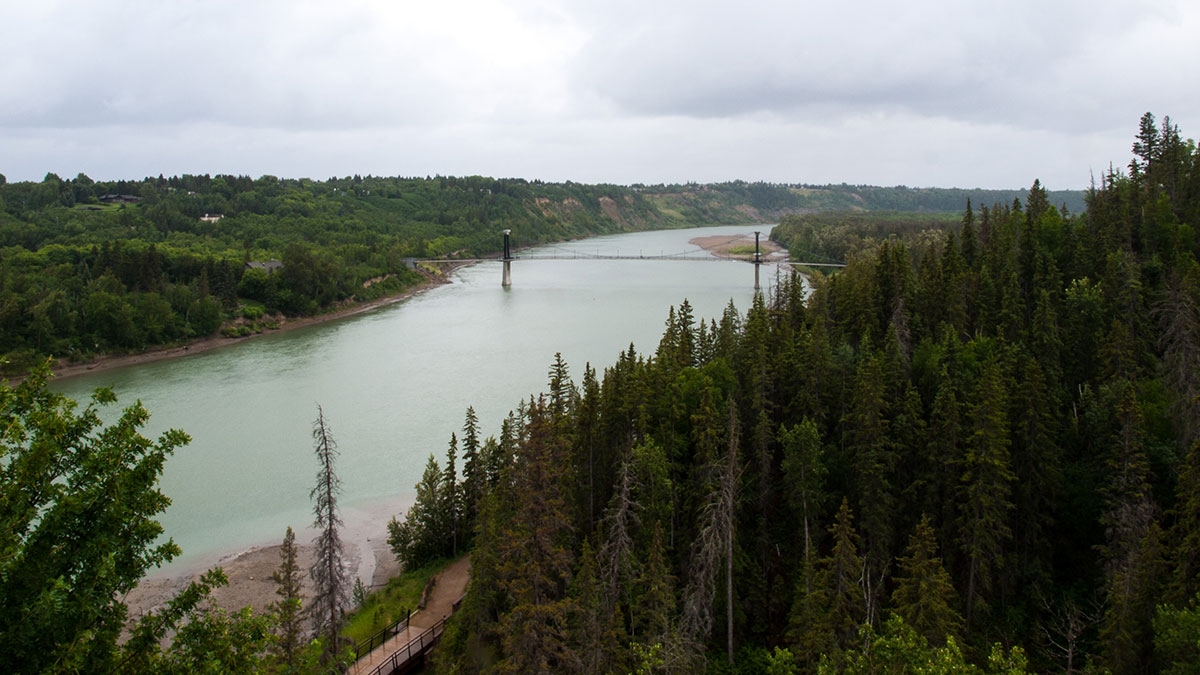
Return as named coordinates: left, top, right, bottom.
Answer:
left=416, top=256, right=844, bottom=267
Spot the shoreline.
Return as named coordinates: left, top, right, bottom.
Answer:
left=688, top=232, right=789, bottom=261
left=42, top=262, right=473, bottom=383
left=124, top=494, right=412, bottom=621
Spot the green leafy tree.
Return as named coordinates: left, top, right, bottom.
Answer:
left=818, top=615, right=1030, bottom=675
left=1154, top=595, right=1200, bottom=675
left=0, top=364, right=189, bottom=673
left=120, top=568, right=273, bottom=674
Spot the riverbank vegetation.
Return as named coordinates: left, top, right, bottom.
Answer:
left=0, top=175, right=1079, bottom=374
left=342, top=558, right=452, bottom=648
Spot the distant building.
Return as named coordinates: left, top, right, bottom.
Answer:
left=98, top=193, right=142, bottom=204
left=246, top=259, right=283, bottom=274
left=200, top=213, right=223, bottom=222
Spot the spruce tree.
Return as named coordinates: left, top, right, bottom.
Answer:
left=494, top=399, right=577, bottom=673
left=842, top=349, right=894, bottom=624
left=956, top=356, right=1014, bottom=635
left=780, top=418, right=826, bottom=560
left=824, top=498, right=866, bottom=649
left=1009, top=357, right=1062, bottom=595
left=1097, top=382, right=1162, bottom=672
left=388, top=454, right=447, bottom=568
left=787, top=548, right=834, bottom=672
left=1170, top=439, right=1200, bottom=603
left=461, top=406, right=482, bottom=535
left=890, top=515, right=963, bottom=647
left=571, top=539, right=624, bottom=674
left=309, top=404, right=349, bottom=663
left=573, top=364, right=603, bottom=532
left=444, top=432, right=459, bottom=557
left=680, top=401, right=740, bottom=665
left=271, top=526, right=306, bottom=673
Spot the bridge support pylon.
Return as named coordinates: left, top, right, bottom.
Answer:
left=753, top=231, right=762, bottom=291
left=502, top=229, right=513, bottom=287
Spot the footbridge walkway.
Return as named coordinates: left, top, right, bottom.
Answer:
left=410, top=230, right=845, bottom=289
left=351, top=555, right=471, bottom=675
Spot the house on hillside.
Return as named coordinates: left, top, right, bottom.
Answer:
left=246, top=259, right=283, bottom=274
left=98, top=193, right=142, bottom=204
left=200, top=213, right=223, bottom=223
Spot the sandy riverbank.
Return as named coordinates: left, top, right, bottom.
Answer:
left=124, top=496, right=411, bottom=621
left=43, top=262, right=472, bottom=384
left=689, top=233, right=789, bottom=261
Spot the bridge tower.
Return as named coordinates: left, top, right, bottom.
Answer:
left=753, top=231, right=762, bottom=291
left=502, top=229, right=512, bottom=287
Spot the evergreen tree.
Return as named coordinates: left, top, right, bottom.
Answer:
left=787, top=548, right=834, bottom=673
left=573, top=364, right=603, bottom=532
left=271, top=526, right=307, bottom=673
left=634, top=523, right=678, bottom=649
left=961, top=198, right=978, bottom=269
left=780, top=418, right=826, bottom=560
left=571, top=539, right=625, bottom=675
left=890, top=515, right=963, bottom=647
left=308, top=404, right=349, bottom=661
left=444, top=432, right=460, bottom=557
left=680, top=401, right=740, bottom=665
left=1009, top=357, right=1062, bottom=597
left=956, top=356, right=1014, bottom=635
left=388, top=454, right=448, bottom=569
left=842, top=348, right=894, bottom=624
left=548, top=352, right=576, bottom=422
left=494, top=399, right=577, bottom=673
left=824, top=498, right=866, bottom=649
left=462, top=406, right=483, bottom=534
left=1170, top=439, right=1200, bottom=604
left=1098, top=382, right=1163, bottom=672
left=923, top=365, right=962, bottom=547
left=1157, top=270, right=1200, bottom=448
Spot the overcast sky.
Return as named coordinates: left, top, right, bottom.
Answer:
left=2, top=0, right=1197, bottom=189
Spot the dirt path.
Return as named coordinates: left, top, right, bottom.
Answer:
left=350, top=555, right=471, bottom=674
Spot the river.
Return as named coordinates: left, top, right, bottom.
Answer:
left=53, top=225, right=788, bottom=572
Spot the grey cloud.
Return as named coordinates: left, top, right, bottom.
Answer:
left=567, top=0, right=1189, bottom=134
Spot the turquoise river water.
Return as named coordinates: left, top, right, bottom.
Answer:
left=53, top=225, right=789, bottom=573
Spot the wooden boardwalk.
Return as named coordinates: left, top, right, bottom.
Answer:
left=351, top=555, right=471, bottom=675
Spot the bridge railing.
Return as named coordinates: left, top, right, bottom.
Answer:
left=355, top=612, right=410, bottom=662
left=364, top=617, right=447, bottom=675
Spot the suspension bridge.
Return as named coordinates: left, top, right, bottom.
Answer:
left=411, top=230, right=846, bottom=289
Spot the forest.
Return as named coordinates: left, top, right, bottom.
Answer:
left=1, top=113, right=1195, bottom=673
left=0, top=173, right=1079, bottom=375
left=385, top=113, right=1200, bottom=673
